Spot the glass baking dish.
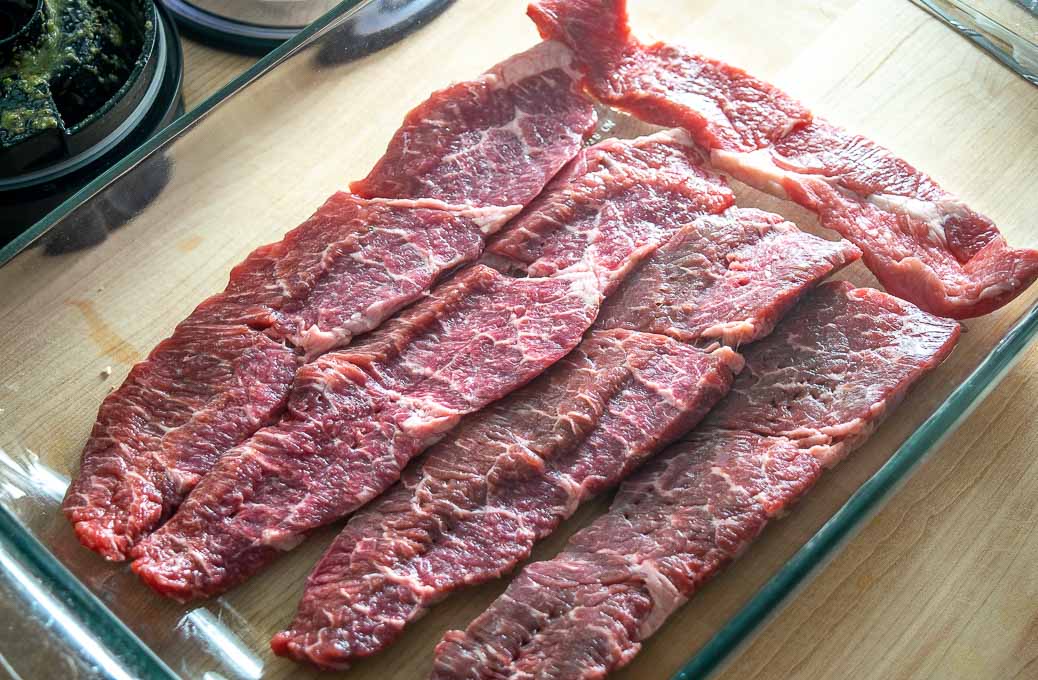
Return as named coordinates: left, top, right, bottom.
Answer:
left=910, top=0, right=1038, bottom=84
left=1, top=1, right=1036, bottom=678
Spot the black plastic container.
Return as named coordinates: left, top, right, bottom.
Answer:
left=0, top=0, right=184, bottom=248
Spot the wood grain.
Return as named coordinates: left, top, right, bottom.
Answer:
left=180, top=39, right=255, bottom=110
left=0, top=3, right=1035, bottom=679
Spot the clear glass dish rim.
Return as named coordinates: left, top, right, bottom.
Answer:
left=0, top=1, right=1035, bottom=678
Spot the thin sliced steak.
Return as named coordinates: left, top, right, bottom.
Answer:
left=595, top=207, right=861, bottom=344
left=67, top=38, right=599, bottom=562
left=63, top=194, right=511, bottom=561
left=527, top=0, right=809, bottom=153
left=431, top=281, right=960, bottom=680
left=130, top=265, right=601, bottom=600
left=271, top=331, right=740, bottom=669
left=712, top=120, right=1038, bottom=319
left=263, top=197, right=510, bottom=357
left=529, top=0, right=1038, bottom=318
left=132, top=113, right=737, bottom=595
left=351, top=40, right=597, bottom=214
left=270, top=207, right=857, bottom=670
left=485, top=128, right=733, bottom=294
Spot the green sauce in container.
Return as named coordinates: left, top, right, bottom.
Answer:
left=0, top=0, right=144, bottom=165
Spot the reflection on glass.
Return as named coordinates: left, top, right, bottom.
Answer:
left=180, top=608, right=264, bottom=680
left=314, top=0, right=454, bottom=65
left=0, top=540, right=136, bottom=680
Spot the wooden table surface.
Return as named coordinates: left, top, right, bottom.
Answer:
left=171, top=16, right=1038, bottom=680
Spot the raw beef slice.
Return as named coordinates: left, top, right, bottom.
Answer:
left=131, top=265, right=601, bottom=600
left=527, top=0, right=810, bottom=153
left=271, top=330, right=740, bottom=669
left=486, top=128, right=733, bottom=294
left=63, top=194, right=510, bottom=561
left=529, top=0, right=1038, bottom=318
left=595, top=207, right=861, bottom=345
left=67, top=33, right=602, bottom=562
left=271, top=206, right=858, bottom=670
left=352, top=40, right=597, bottom=214
left=431, top=281, right=959, bottom=680
left=711, top=120, right=1038, bottom=319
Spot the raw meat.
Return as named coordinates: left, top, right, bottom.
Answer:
left=63, top=324, right=298, bottom=564
left=485, top=128, right=733, bottom=294
left=63, top=194, right=511, bottom=561
left=712, top=120, right=1038, bottom=319
left=528, top=0, right=1038, bottom=318
left=262, top=197, right=510, bottom=357
left=527, top=0, right=809, bottom=153
left=271, top=330, right=741, bottom=669
left=270, top=206, right=857, bottom=670
left=431, top=281, right=960, bottom=680
left=351, top=41, right=597, bottom=215
left=67, top=36, right=600, bottom=562
left=595, top=207, right=861, bottom=345
left=131, top=265, right=601, bottom=600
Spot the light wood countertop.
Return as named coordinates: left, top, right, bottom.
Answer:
left=175, top=11, right=1038, bottom=678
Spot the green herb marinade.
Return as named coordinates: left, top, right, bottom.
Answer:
left=0, top=0, right=143, bottom=150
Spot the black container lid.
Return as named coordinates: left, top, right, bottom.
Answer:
left=161, top=0, right=454, bottom=56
